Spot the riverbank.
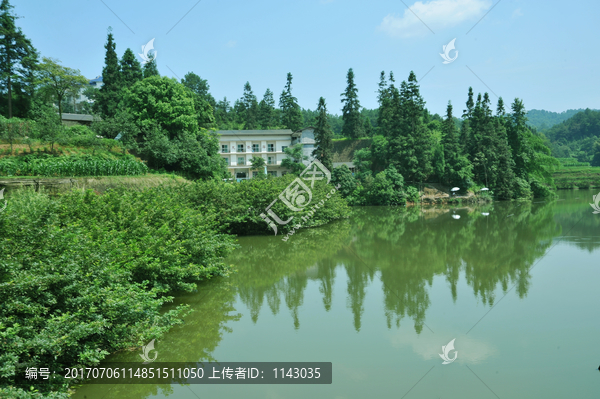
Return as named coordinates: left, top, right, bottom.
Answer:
left=0, top=177, right=350, bottom=398
left=551, top=165, right=600, bottom=189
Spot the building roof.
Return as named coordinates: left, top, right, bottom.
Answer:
left=61, top=113, right=95, bottom=122
left=89, top=76, right=103, bottom=84
left=215, top=129, right=294, bottom=136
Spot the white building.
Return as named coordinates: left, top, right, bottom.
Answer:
left=216, top=127, right=317, bottom=180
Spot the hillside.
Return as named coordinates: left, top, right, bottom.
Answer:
left=526, top=108, right=594, bottom=130
left=542, top=109, right=600, bottom=161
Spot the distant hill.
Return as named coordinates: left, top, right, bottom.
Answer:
left=543, top=109, right=600, bottom=161
left=526, top=109, right=598, bottom=130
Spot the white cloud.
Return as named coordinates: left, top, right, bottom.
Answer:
left=378, top=0, right=492, bottom=38
left=512, top=7, right=523, bottom=18
left=226, top=40, right=237, bottom=48
left=389, top=331, right=496, bottom=364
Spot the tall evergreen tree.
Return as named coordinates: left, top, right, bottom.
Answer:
left=279, top=72, right=303, bottom=131
left=258, top=88, right=275, bottom=129
left=214, top=96, right=232, bottom=128
left=341, top=68, right=364, bottom=138
left=142, top=53, right=159, bottom=78
left=508, top=98, right=530, bottom=178
left=313, top=97, right=333, bottom=171
left=94, top=28, right=120, bottom=118
left=376, top=71, right=392, bottom=137
left=241, top=81, right=258, bottom=130
left=460, top=86, right=475, bottom=153
left=441, top=101, right=473, bottom=186
left=119, top=48, right=143, bottom=89
left=0, top=0, right=38, bottom=118
left=389, top=71, right=434, bottom=184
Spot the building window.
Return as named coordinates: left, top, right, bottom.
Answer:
left=282, top=146, right=287, bottom=152
left=267, top=157, right=273, bottom=165
left=237, top=144, right=244, bottom=153
left=267, top=171, right=277, bottom=177
left=267, top=143, right=274, bottom=152
left=222, top=157, right=229, bottom=166
left=252, top=144, right=259, bottom=153
left=236, top=172, right=246, bottom=179
left=221, top=144, right=228, bottom=153
left=281, top=171, right=288, bottom=176
left=237, top=157, right=245, bottom=165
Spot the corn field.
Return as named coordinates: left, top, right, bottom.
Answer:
left=0, top=155, right=148, bottom=177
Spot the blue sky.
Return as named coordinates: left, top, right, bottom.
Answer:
left=14, top=0, right=600, bottom=115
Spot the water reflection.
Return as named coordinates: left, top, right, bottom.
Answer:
left=232, top=200, right=565, bottom=334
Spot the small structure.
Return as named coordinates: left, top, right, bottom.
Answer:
left=61, top=113, right=96, bottom=127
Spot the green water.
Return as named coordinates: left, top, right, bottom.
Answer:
left=73, top=190, right=600, bottom=398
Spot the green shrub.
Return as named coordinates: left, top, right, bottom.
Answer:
left=0, top=187, right=236, bottom=396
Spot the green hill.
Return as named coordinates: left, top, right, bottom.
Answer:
left=526, top=108, right=594, bottom=130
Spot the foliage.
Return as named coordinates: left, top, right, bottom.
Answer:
left=93, top=29, right=120, bottom=118
left=119, top=48, right=143, bottom=89
left=0, top=0, right=38, bottom=119
left=0, top=153, right=148, bottom=177
left=341, top=68, right=364, bottom=138
left=278, top=73, right=303, bottom=131
left=37, top=57, right=88, bottom=121
left=0, top=186, right=236, bottom=396
left=313, top=97, right=333, bottom=171
left=249, top=155, right=265, bottom=172
left=280, top=143, right=307, bottom=174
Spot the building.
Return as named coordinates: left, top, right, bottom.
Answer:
left=61, top=113, right=95, bottom=126
left=216, top=127, right=318, bottom=180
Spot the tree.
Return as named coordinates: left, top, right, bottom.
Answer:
left=281, top=143, right=307, bottom=174
left=36, top=106, right=66, bottom=153
left=94, top=29, right=120, bottom=118
left=120, top=48, right=143, bottom=89
left=258, top=88, right=276, bottom=129
left=122, top=76, right=224, bottom=178
left=591, top=140, right=600, bottom=167
left=389, top=71, right=435, bottom=184
left=37, top=57, right=88, bottom=122
left=142, top=53, right=159, bottom=78
left=441, top=101, right=473, bottom=187
left=376, top=71, right=393, bottom=137
left=250, top=155, right=266, bottom=173
left=279, top=72, right=303, bottom=131
left=341, top=68, right=364, bottom=138
left=0, top=115, right=31, bottom=153
left=241, top=81, right=258, bottom=130
left=181, top=72, right=215, bottom=108
left=460, top=86, right=474, bottom=153
left=0, top=0, right=38, bottom=118
left=313, top=97, right=333, bottom=171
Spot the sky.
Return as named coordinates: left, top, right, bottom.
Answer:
left=13, top=0, right=600, bottom=116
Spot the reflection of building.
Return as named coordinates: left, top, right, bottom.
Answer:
left=216, top=127, right=318, bottom=180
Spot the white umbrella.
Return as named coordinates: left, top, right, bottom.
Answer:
left=481, top=212, right=490, bottom=216
left=452, top=214, right=461, bottom=219
left=480, top=187, right=489, bottom=191
left=451, top=187, right=460, bottom=191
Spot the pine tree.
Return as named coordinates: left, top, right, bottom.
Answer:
left=460, top=86, right=475, bottom=154
left=242, top=81, right=258, bottom=130
left=258, top=88, right=275, bottom=129
left=119, top=48, right=143, bottom=89
left=363, top=116, right=373, bottom=137
left=94, top=28, right=120, bottom=118
left=441, top=101, right=473, bottom=186
left=142, top=53, right=159, bottom=78
left=390, top=71, right=434, bottom=184
left=376, top=71, right=392, bottom=137
left=279, top=72, right=303, bottom=131
left=341, top=68, right=364, bottom=138
left=508, top=98, right=530, bottom=178
left=313, top=97, right=333, bottom=171
left=0, top=0, right=38, bottom=118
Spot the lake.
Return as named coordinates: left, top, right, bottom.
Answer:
left=73, top=189, right=600, bottom=398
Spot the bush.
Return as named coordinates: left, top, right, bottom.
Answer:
left=514, top=177, right=533, bottom=199
left=0, top=187, right=237, bottom=396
